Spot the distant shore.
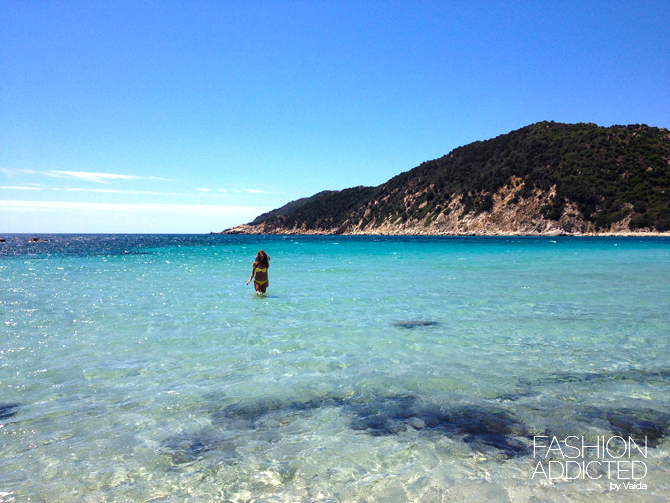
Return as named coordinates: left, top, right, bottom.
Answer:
left=219, top=224, right=670, bottom=237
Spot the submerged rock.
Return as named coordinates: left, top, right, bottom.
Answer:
left=394, top=320, right=438, bottom=329
left=345, top=395, right=531, bottom=457
left=577, top=407, right=670, bottom=447
left=0, top=403, right=20, bottom=420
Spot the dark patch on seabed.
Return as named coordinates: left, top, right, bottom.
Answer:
left=576, top=407, right=670, bottom=447
left=394, top=320, right=438, bottom=329
left=493, top=368, right=670, bottom=452
left=344, top=395, right=531, bottom=457
left=531, top=368, right=670, bottom=386
left=164, top=430, right=240, bottom=465
left=497, top=368, right=670, bottom=402
left=162, top=387, right=670, bottom=467
left=0, top=403, right=20, bottom=420
left=162, top=366, right=670, bottom=463
left=163, top=395, right=349, bottom=464
left=163, top=393, right=535, bottom=463
left=212, top=395, right=347, bottom=426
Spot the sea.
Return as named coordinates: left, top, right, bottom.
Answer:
left=1, top=234, right=669, bottom=502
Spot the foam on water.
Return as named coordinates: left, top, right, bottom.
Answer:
left=1, top=235, right=669, bottom=501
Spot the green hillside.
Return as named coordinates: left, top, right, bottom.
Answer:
left=250, top=190, right=335, bottom=225
left=253, top=122, right=670, bottom=233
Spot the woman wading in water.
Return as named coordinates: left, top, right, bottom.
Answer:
left=246, top=250, right=270, bottom=294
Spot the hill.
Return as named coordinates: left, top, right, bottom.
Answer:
left=223, top=121, right=670, bottom=235
left=249, top=190, right=334, bottom=226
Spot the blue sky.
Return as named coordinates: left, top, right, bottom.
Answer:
left=1, top=1, right=669, bottom=233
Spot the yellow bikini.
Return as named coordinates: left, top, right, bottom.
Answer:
left=254, top=267, right=268, bottom=286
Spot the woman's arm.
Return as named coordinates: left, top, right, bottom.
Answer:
left=246, top=267, right=256, bottom=285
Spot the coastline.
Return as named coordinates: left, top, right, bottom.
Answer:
left=221, top=186, right=670, bottom=237
left=220, top=223, right=670, bottom=237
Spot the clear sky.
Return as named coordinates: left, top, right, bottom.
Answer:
left=1, top=1, right=668, bottom=233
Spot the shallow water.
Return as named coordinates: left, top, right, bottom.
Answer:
left=1, top=235, right=669, bottom=502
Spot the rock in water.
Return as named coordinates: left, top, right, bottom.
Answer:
left=394, top=320, right=438, bottom=329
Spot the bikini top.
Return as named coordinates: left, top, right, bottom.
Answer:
left=256, top=267, right=267, bottom=273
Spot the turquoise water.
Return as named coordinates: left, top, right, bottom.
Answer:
left=1, top=235, right=669, bottom=502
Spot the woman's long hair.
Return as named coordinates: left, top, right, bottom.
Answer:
left=254, top=250, right=270, bottom=268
